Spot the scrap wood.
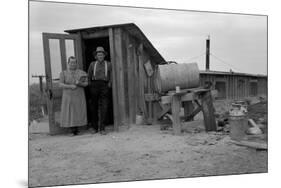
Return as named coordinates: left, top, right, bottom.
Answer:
left=230, top=140, right=267, bottom=150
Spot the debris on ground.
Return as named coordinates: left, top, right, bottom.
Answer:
left=230, top=140, right=267, bottom=150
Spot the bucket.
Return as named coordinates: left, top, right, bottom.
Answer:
left=136, top=115, right=143, bottom=125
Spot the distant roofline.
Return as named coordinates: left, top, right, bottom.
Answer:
left=200, top=70, right=267, bottom=78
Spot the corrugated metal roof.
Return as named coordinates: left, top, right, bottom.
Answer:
left=200, top=70, right=267, bottom=78
left=64, top=23, right=166, bottom=64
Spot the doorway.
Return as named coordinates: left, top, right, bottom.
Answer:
left=83, top=37, right=114, bottom=127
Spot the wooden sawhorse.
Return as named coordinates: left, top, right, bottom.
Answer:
left=158, top=88, right=217, bottom=135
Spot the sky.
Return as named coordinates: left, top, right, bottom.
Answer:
left=29, top=1, right=267, bottom=83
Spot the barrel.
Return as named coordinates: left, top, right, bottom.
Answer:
left=155, top=63, right=200, bottom=93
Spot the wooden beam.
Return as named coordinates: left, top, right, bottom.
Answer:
left=76, top=32, right=84, bottom=70
left=201, top=90, right=217, bottom=131
left=81, top=30, right=109, bottom=39
left=171, top=95, right=182, bottom=135
left=114, top=28, right=126, bottom=126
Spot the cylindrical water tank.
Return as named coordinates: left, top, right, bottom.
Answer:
left=155, top=63, right=200, bottom=93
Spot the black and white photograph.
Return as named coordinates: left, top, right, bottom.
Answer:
left=28, top=1, right=268, bottom=187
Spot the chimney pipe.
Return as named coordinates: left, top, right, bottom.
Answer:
left=206, top=36, right=210, bottom=71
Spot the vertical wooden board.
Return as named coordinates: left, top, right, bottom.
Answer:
left=131, top=37, right=137, bottom=123
left=229, top=76, right=232, bottom=99
left=142, top=51, right=153, bottom=124
left=109, top=28, right=120, bottom=130
left=138, top=53, right=144, bottom=115
left=133, top=41, right=140, bottom=115
left=131, top=40, right=138, bottom=121
left=137, top=43, right=148, bottom=122
left=171, top=95, right=182, bottom=135
left=76, top=32, right=84, bottom=70
left=233, top=76, right=236, bottom=99
left=114, top=28, right=126, bottom=126
left=201, top=91, right=217, bottom=131
left=125, top=32, right=136, bottom=124
left=246, top=78, right=250, bottom=97
left=226, top=76, right=229, bottom=99
left=122, top=31, right=130, bottom=123
left=79, top=32, right=87, bottom=72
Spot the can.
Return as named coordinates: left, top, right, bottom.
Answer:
left=229, top=115, right=248, bottom=141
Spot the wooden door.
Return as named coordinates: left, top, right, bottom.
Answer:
left=42, top=33, right=83, bottom=135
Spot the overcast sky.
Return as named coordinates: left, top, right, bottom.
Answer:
left=29, top=1, right=267, bottom=82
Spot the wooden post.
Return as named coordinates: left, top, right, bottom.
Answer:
left=171, top=95, right=182, bottom=135
left=201, top=90, right=217, bottom=131
left=147, top=77, right=153, bottom=124
left=109, top=28, right=120, bottom=131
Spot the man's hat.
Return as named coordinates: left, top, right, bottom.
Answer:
left=93, top=46, right=108, bottom=56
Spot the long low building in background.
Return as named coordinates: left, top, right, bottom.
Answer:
left=199, top=70, right=267, bottom=100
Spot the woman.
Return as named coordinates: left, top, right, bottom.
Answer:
left=59, top=56, right=88, bottom=136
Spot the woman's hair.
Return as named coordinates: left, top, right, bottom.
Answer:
left=67, top=56, right=77, bottom=64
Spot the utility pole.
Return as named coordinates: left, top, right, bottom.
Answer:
left=206, top=35, right=210, bottom=71
left=32, top=75, right=45, bottom=93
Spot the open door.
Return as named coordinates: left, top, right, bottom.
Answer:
left=42, top=33, right=83, bottom=135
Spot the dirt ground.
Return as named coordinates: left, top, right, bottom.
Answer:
left=29, top=119, right=267, bottom=187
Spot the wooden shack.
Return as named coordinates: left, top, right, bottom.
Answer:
left=42, top=23, right=166, bottom=134
left=199, top=70, right=267, bottom=100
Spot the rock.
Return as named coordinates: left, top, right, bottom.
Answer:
left=257, top=124, right=265, bottom=129
left=246, top=127, right=263, bottom=135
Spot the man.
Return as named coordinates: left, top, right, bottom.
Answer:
left=88, top=47, right=112, bottom=135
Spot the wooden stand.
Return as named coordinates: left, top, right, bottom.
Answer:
left=158, top=88, right=217, bottom=135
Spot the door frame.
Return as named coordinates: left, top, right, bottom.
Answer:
left=42, top=32, right=83, bottom=134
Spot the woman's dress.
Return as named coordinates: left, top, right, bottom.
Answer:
left=59, top=69, right=87, bottom=127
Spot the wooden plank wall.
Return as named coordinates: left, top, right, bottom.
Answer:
left=123, top=30, right=161, bottom=124
left=200, top=74, right=267, bottom=100
left=123, top=30, right=138, bottom=124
